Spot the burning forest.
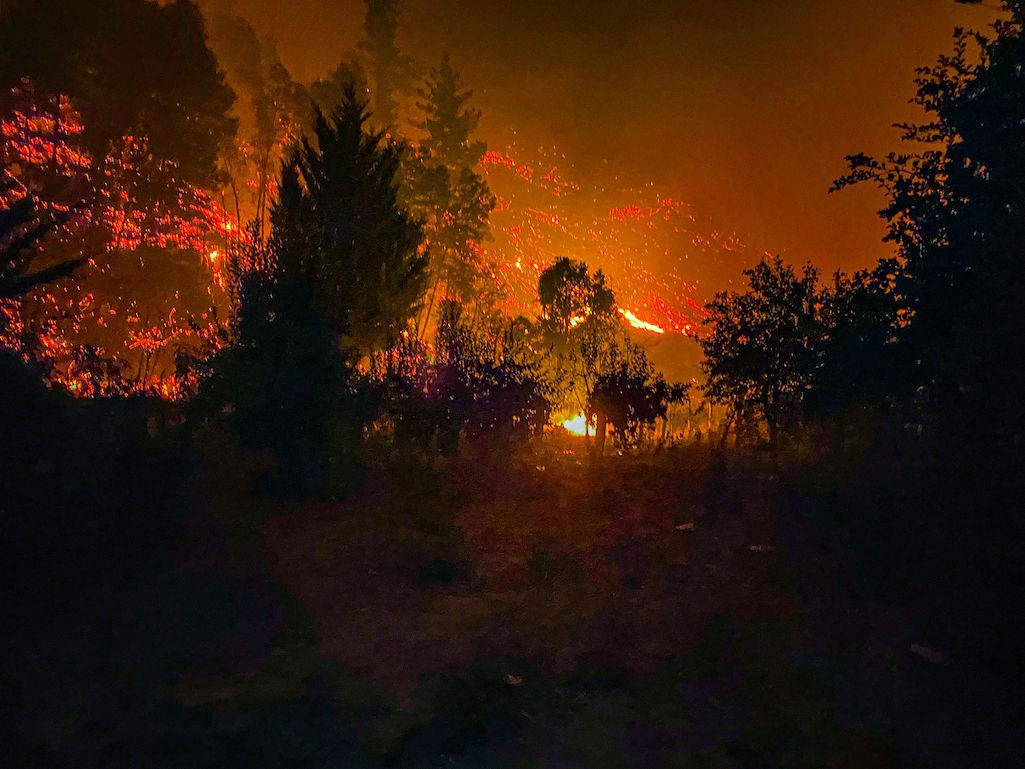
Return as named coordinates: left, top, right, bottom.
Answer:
left=3, top=1, right=1024, bottom=767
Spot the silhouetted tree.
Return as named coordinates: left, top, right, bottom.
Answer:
left=538, top=256, right=616, bottom=338
left=405, top=53, right=496, bottom=330
left=589, top=341, right=687, bottom=454
left=358, top=0, right=417, bottom=129
left=270, top=88, right=427, bottom=360
left=537, top=257, right=618, bottom=428
left=834, top=2, right=1025, bottom=445
left=700, top=255, right=820, bottom=447
left=198, top=89, right=425, bottom=492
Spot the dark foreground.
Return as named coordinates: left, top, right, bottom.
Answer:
left=4, top=375, right=1020, bottom=768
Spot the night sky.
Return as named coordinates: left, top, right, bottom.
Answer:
left=211, top=0, right=998, bottom=277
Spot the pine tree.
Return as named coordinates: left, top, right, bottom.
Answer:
left=416, top=53, right=487, bottom=170
left=405, top=53, right=496, bottom=332
left=357, top=0, right=416, bottom=129
left=201, top=88, right=425, bottom=493
left=268, top=86, right=427, bottom=359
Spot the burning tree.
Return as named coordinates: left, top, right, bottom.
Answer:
left=0, top=81, right=237, bottom=396
left=0, top=0, right=236, bottom=192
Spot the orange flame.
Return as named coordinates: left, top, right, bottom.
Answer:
left=561, top=413, right=590, bottom=436
left=618, top=308, right=665, bottom=334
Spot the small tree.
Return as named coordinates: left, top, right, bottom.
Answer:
left=804, top=267, right=901, bottom=427
left=589, top=341, right=687, bottom=454
left=700, top=255, right=821, bottom=447
left=537, top=256, right=618, bottom=429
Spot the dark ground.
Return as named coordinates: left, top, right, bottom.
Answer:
left=3, top=368, right=1018, bottom=767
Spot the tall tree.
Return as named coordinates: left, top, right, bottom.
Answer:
left=203, top=6, right=309, bottom=235
left=415, top=53, right=487, bottom=171
left=268, top=87, right=427, bottom=360
left=405, top=53, right=496, bottom=331
left=834, top=1, right=1025, bottom=445
left=357, top=0, right=416, bottom=129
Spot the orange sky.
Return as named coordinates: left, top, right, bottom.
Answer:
left=214, top=0, right=1000, bottom=279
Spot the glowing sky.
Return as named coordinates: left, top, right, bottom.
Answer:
left=208, top=0, right=999, bottom=279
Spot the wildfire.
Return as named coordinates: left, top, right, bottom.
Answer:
left=0, top=81, right=243, bottom=399
left=618, top=308, right=665, bottom=334
left=561, top=412, right=591, bottom=437
left=480, top=145, right=736, bottom=336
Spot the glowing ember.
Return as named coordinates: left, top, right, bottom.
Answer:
left=618, top=308, right=665, bottom=334
left=479, top=145, right=745, bottom=336
left=561, top=412, right=591, bottom=436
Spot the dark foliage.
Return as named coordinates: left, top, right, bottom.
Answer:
left=196, top=89, right=425, bottom=493
left=0, top=174, right=82, bottom=301
left=0, top=0, right=236, bottom=189
left=358, top=0, right=417, bottom=128
left=272, top=88, right=427, bottom=359
left=834, top=2, right=1025, bottom=446
left=369, top=302, right=552, bottom=456
left=404, top=53, right=497, bottom=326
left=700, top=255, right=820, bottom=446
left=589, top=341, right=687, bottom=445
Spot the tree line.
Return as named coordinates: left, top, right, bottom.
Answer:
left=0, top=0, right=687, bottom=495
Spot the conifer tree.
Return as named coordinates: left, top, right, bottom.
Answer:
left=405, top=53, right=496, bottom=332
left=357, top=0, right=416, bottom=129
left=202, top=88, right=426, bottom=492
left=268, top=87, right=427, bottom=358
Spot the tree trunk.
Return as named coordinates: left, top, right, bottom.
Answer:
left=594, top=411, right=607, bottom=457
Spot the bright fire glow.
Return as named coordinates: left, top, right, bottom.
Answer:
left=561, top=413, right=590, bottom=436
left=618, top=308, right=665, bottom=334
